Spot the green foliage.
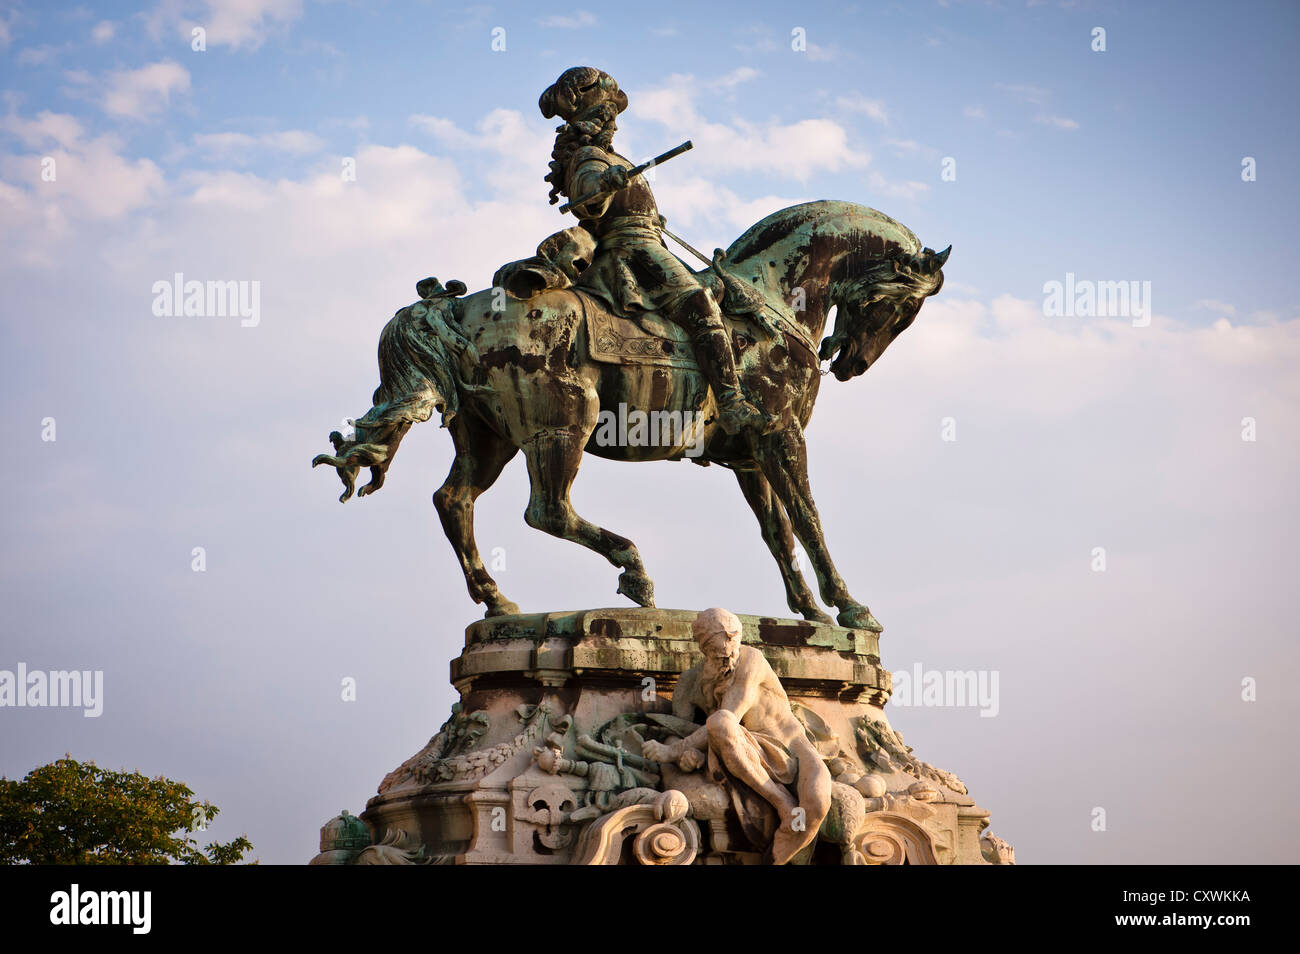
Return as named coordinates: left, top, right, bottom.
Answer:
left=0, top=757, right=253, bottom=865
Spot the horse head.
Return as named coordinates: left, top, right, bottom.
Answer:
left=820, top=243, right=949, bottom=381
left=722, top=200, right=948, bottom=381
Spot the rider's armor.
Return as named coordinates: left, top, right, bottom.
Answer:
left=543, top=68, right=769, bottom=436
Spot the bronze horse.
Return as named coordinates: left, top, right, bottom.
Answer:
left=313, top=200, right=947, bottom=631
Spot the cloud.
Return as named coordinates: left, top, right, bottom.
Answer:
left=1, top=109, right=86, bottom=149
left=1035, top=113, right=1080, bottom=130
left=408, top=107, right=553, bottom=201
left=630, top=74, right=870, bottom=181
left=538, top=11, right=596, bottom=28
left=1194, top=299, right=1236, bottom=317
left=995, top=83, right=1078, bottom=130
left=995, top=82, right=1049, bottom=105
left=963, top=105, right=987, bottom=120
left=0, top=114, right=164, bottom=240
left=837, top=93, right=889, bottom=124
left=713, top=67, right=760, bottom=89
left=75, top=60, right=192, bottom=121
left=148, top=0, right=304, bottom=50
left=868, top=170, right=930, bottom=200
left=885, top=138, right=939, bottom=159
left=190, top=129, right=326, bottom=160
left=91, top=20, right=116, bottom=44
left=17, top=45, right=67, bottom=66
left=732, top=24, right=779, bottom=55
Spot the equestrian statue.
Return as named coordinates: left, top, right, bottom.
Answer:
left=313, top=67, right=950, bottom=633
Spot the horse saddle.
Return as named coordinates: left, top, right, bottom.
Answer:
left=580, top=267, right=812, bottom=369
left=493, top=227, right=812, bottom=368
left=580, top=293, right=700, bottom=369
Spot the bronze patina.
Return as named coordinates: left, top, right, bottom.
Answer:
left=313, top=67, right=949, bottom=633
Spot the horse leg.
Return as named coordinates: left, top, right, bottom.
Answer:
left=753, top=427, right=881, bottom=632
left=433, top=416, right=520, bottom=618
left=733, top=467, right=832, bottom=624
left=521, top=427, right=655, bottom=607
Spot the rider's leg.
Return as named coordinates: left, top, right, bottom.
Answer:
left=671, top=288, right=772, bottom=435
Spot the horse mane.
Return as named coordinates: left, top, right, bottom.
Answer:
left=724, top=199, right=922, bottom=267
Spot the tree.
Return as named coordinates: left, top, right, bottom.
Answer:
left=0, top=757, right=253, bottom=865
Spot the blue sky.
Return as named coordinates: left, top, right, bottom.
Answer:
left=5, top=0, right=1297, bottom=317
left=1, top=0, right=1298, bottom=865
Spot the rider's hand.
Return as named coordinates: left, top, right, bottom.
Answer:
left=599, top=164, right=629, bottom=193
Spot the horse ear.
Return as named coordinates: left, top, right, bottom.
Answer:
left=934, top=245, right=952, bottom=268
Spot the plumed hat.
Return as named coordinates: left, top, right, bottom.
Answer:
left=539, top=67, right=628, bottom=122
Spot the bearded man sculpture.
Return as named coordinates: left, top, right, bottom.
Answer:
left=642, top=608, right=832, bottom=864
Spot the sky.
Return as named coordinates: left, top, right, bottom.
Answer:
left=1, top=0, right=1297, bottom=865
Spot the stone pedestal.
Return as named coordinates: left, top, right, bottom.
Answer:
left=311, top=608, right=1013, bottom=866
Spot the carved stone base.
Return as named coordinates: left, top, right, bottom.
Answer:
left=310, top=608, right=1014, bottom=866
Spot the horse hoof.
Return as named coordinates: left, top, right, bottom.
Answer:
left=616, top=571, right=656, bottom=607
left=837, top=606, right=883, bottom=633
left=485, top=600, right=521, bottom=618
left=798, top=606, right=834, bottom=625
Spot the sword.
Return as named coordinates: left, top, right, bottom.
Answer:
left=558, top=140, right=693, bottom=215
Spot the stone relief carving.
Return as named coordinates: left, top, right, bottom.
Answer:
left=380, top=702, right=553, bottom=792
left=981, top=831, right=1016, bottom=865
left=854, top=715, right=968, bottom=795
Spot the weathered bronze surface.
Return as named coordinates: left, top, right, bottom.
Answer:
left=313, top=67, right=949, bottom=632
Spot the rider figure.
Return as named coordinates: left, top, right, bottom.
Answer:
left=540, top=66, right=769, bottom=436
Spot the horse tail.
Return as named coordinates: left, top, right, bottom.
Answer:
left=312, top=282, right=473, bottom=502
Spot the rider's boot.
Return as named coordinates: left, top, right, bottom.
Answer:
left=675, top=292, right=774, bottom=436
left=694, top=327, right=771, bottom=435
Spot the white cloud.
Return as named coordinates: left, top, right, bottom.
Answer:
left=0, top=112, right=164, bottom=240
left=148, top=0, right=304, bottom=50
left=995, top=82, right=1049, bottom=105
left=2, top=110, right=86, bottom=149
left=408, top=107, right=553, bottom=201
left=191, top=129, right=326, bottom=159
left=91, top=20, right=116, bottom=44
left=713, top=67, right=760, bottom=89
left=630, top=74, right=869, bottom=181
left=17, top=45, right=66, bottom=66
left=1194, top=299, right=1236, bottom=316
left=538, top=11, right=596, bottom=28
left=837, top=93, right=889, bottom=124
left=82, top=60, right=192, bottom=121
left=885, top=138, right=939, bottom=159
left=1035, top=113, right=1079, bottom=130
left=963, top=104, right=987, bottom=120
left=868, top=170, right=930, bottom=200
